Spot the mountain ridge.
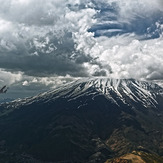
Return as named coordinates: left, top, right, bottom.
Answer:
left=2, top=78, right=163, bottom=111
left=0, top=78, right=163, bottom=162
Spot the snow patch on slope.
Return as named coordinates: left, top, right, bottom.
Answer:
left=1, top=78, right=163, bottom=110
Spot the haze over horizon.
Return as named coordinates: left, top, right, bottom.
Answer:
left=0, top=0, right=163, bottom=99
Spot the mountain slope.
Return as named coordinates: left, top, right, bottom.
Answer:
left=0, top=78, right=163, bottom=162
left=105, top=151, right=163, bottom=163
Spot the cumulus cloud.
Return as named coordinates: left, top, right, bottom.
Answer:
left=0, top=0, right=95, bottom=77
left=0, top=0, right=163, bottom=98
left=71, top=0, right=163, bottom=80
left=0, top=69, right=22, bottom=85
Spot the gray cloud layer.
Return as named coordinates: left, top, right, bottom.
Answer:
left=0, top=32, right=89, bottom=77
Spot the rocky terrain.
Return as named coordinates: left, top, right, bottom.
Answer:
left=0, top=78, right=163, bottom=162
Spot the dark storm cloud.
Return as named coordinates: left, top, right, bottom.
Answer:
left=0, top=32, right=89, bottom=77
left=93, top=70, right=107, bottom=76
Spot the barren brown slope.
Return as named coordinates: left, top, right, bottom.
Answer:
left=105, top=151, right=163, bottom=163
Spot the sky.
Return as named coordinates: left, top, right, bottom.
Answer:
left=0, top=0, right=163, bottom=99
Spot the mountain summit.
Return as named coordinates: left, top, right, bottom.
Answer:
left=4, top=78, right=163, bottom=109
left=0, top=78, right=163, bottom=162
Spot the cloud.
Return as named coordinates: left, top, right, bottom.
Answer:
left=3, top=74, right=79, bottom=99
left=79, top=33, right=163, bottom=80
left=0, top=69, right=22, bottom=85
left=0, top=0, right=98, bottom=78
left=89, top=0, right=163, bottom=38
left=0, top=32, right=89, bottom=77
left=0, top=0, right=163, bottom=99
left=70, top=0, right=163, bottom=80
left=0, top=0, right=67, bottom=26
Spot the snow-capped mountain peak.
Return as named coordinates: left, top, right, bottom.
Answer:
left=65, top=78, right=163, bottom=108
left=2, top=78, right=163, bottom=111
